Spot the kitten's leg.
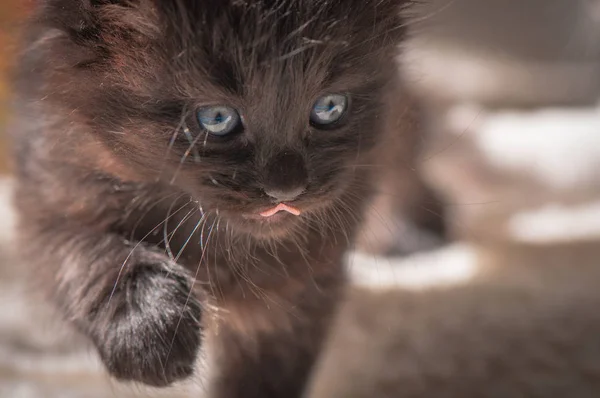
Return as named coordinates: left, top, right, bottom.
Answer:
left=356, top=177, right=446, bottom=256
left=356, top=95, right=446, bottom=256
left=209, top=270, right=343, bottom=398
left=19, top=221, right=202, bottom=387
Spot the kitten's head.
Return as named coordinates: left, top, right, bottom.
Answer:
left=38, top=0, right=406, bottom=238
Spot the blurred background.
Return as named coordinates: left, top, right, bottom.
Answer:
left=2, top=1, right=600, bottom=397
left=0, top=0, right=28, bottom=173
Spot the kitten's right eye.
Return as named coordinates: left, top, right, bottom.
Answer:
left=310, top=94, right=348, bottom=128
left=197, top=106, right=241, bottom=136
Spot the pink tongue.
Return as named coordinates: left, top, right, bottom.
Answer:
left=260, top=203, right=302, bottom=217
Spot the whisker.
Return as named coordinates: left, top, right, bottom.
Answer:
left=174, top=211, right=207, bottom=263
left=170, top=121, right=205, bottom=185
left=163, top=196, right=185, bottom=261
left=157, top=106, right=188, bottom=183
left=183, top=126, right=202, bottom=163
left=129, top=191, right=180, bottom=242
left=164, top=206, right=199, bottom=247
left=107, top=195, right=192, bottom=305
left=164, top=213, right=217, bottom=369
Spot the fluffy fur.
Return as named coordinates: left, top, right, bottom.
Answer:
left=11, top=0, right=410, bottom=396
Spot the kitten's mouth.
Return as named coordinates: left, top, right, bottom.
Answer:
left=259, top=203, right=301, bottom=218
left=240, top=203, right=302, bottom=224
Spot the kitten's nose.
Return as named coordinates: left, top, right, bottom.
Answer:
left=263, top=150, right=308, bottom=203
left=265, top=186, right=306, bottom=202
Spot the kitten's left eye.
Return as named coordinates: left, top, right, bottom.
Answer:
left=310, top=94, right=348, bottom=127
left=197, top=106, right=241, bottom=136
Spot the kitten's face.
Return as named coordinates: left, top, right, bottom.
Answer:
left=42, top=0, right=404, bottom=238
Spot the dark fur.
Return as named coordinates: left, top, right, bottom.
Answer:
left=354, top=97, right=446, bottom=256
left=11, top=0, right=408, bottom=396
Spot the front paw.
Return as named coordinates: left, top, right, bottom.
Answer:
left=91, top=253, right=202, bottom=387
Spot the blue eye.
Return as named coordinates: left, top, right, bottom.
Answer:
left=310, top=94, right=348, bottom=127
left=197, top=106, right=241, bottom=136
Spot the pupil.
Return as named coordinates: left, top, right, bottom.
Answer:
left=327, top=101, right=335, bottom=112
left=215, top=113, right=224, bottom=124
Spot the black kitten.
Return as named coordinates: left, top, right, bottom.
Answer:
left=12, top=0, right=408, bottom=396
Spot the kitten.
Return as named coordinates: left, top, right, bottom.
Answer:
left=11, top=0, right=409, bottom=396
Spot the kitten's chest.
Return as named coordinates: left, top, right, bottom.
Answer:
left=177, top=225, right=347, bottom=292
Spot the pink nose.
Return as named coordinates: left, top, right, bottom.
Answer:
left=264, top=186, right=305, bottom=202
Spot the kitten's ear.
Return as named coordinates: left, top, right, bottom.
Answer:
left=350, top=0, right=407, bottom=46
left=40, top=0, right=96, bottom=34
left=40, top=0, right=157, bottom=44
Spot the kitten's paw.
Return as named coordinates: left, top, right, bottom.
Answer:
left=92, top=253, right=202, bottom=387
